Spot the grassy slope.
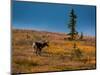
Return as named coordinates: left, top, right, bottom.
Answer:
left=12, top=29, right=96, bottom=74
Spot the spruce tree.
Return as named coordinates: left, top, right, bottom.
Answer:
left=68, top=9, right=77, bottom=40
left=80, top=32, right=83, bottom=40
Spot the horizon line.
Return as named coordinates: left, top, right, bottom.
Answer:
left=12, top=27, right=95, bottom=37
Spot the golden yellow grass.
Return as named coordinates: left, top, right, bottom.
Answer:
left=12, top=29, right=96, bottom=74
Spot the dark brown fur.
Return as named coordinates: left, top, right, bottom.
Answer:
left=33, top=41, right=49, bottom=56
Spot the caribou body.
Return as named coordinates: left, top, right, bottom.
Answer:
left=32, top=40, right=49, bottom=56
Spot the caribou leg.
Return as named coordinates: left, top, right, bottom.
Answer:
left=38, top=48, right=42, bottom=56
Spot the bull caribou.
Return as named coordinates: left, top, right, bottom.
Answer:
left=32, top=40, right=49, bottom=56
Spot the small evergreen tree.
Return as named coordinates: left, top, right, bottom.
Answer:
left=80, top=32, right=83, bottom=40
left=68, top=9, right=77, bottom=40
left=71, top=43, right=83, bottom=61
